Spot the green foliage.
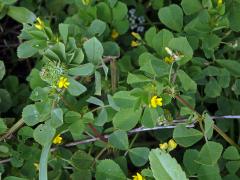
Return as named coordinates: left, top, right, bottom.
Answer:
left=149, top=149, right=187, bottom=180
left=173, top=124, right=203, bottom=147
left=1, top=0, right=240, bottom=179
left=95, top=159, right=126, bottom=180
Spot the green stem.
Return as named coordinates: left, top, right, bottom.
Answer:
left=0, top=118, right=24, bottom=141
left=168, top=62, right=175, bottom=84
left=39, top=142, right=51, bottom=180
left=124, top=133, right=139, bottom=156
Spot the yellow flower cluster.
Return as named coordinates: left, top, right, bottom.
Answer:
left=132, top=172, right=145, bottom=180
left=150, top=96, right=163, bottom=108
left=34, top=163, right=39, bottom=171
left=34, top=17, right=45, bottom=30
left=164, top=56, right=174, bottom=64
left=82, top=0, right=91, bottom=5
left=159, top=139, right=177, bottom=152
left=53, top=134, right=63, bottom=144
left=58, top=76, right=70, bottom=89
left=217, top=0, right=223, bottom=7
left=131, top=32, right=142, bottom=47
left=111, top=29, right=119, bottom=40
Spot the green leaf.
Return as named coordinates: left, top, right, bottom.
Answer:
left=198, top=141, right=223, bottom=166
left=223, top=146, right=240, bottom=160
left=71, top=150, right=94, bottom=169
left=0, top=118, right=7, bottom=134
left=226, top=161, right=240, bottom=174
left=217, top=68, right=230, bottom=88
left=59, top=23, right=69, bottom=44
left=197, top=164, right=221, bottom=180
left=27, top=69, right=46, bottom=89
left=141, top=107, right=159, bottom=128
left=204, top=78, right=221, bottom=98
left=103, top=41, right=120, bottom=57
left=145, top=27, right=157, bottom=47
left=67, top=78, right=87, bottom=96
left=183, top=149, right=200, bottom=176
left=89, top=19, right=106, bottom=36
left=158, top=4, right=183, bottom=32
left=69, top=120, right=85, bottom=137
left=0, top=60, right=5, bottom=80
left=201, top=34, right=221, bottom=58
left=17, top=40, right=39, bottom=59
left=228, top=1, right=240, bottom=32
left=149, top=149, right=188, bottom=180
left=50, top=108, right=63, bottom=128
left=216, top=59, right=240, bottom=77
left=177, top=70, right=197, bottom=92
left=112, top=1, right=127, bottom=20
left=7, top=6, right=36, bottom=23
left=127, top=73, right=151, bottom=84
left=95, top=108, right=108, bottom=126
left=113, top=91, right=139, bottom=109
left=22, top=104, right=41, bottom=126
left=95, top=159, right=126, bottom=180
left=181, top=0, right=202, bottom=15
left=152, top=29, right=174, bottom=57
left=112, top=19, right=129, bottom=34
left=173, top=124, right=203, bottom=147
left=184, top=10, right=211, bottom=36
left=129, top=147, right=150, bottom=167
left=107, top=94, right=120, bottom=111
left=68, top=63, right=95, bottom=76
left=97, top=2, right=112, bottom=23
left=168, top=37, right=193, bottom=65
left=139, top=52, right=170, bottom=76
left=64, top=111, right=81, bottom=124
left=203, top=113, right=214, bottom=139
left=87, top=96, right=104, bottom=107
left=113, top=108, right=142, bottom=131
left=0, top=89, right=12, bottom=113
left=108, top=130, right=129, bottom=150
left=33, top=123, right=55, bottom=146
left=83, top=37, right=104, bottom=65
left=30, top=87, right=48, bottom=101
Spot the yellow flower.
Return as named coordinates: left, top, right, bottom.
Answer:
left=111, top=29, right=119, bottom=39
left=132, top=172, right=145, bottom=180
left=34, top=17, right=45, bottom=30
left=150, top=96, right=163, bottom=108
left=217, top=0, right=223, bottom=7
left=131, top=40, right=141, bottom=47
left=57, top=77, right=70, bottom=89
left=34, top=163, right=39, bottom=171
left=168, top=139, right=177, bottom=151
left=131, top=32, right=141, bottom=40
left=164, top=56, right=174, bottom=64
left=53, top=134, right=63, bottom=144
left=159, top=142, right=168, bottom=150
left=82, top=0, right=91, bottom=5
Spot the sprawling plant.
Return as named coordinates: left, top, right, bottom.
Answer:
left=0, top=0, right=240, bottom=179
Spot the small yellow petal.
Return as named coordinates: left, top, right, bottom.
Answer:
left=111, top=29, right=119, bottom=39
left=132, top=172, right=144, bottom=180
left=131, top=32, right=141, bottom=40
left=131, top=41, right=141, bottom=47
left=168, top=139, right=177, bottom=151
left=34, top=163, right=39, bottom=171
left=58, top=76, right=70, bottom=89
left=53, top=135, right=63, bottom=144
left=159, top=142, right=168, bottom=150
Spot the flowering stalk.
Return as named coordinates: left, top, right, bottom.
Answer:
left=39, top=142, right=51, bottom=180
